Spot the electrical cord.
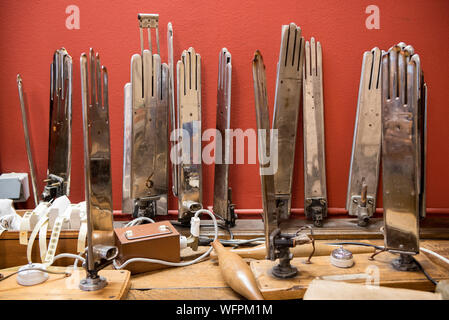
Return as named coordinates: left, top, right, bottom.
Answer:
left=198, top=236, right=265, bottom=247
left=171, top=220, right=234, bottom=240
left=0, top=268, right=71, bottom=283
left=52, top=253, right=86, bottom=264
left=420, top=247, right=449, bottom=267
left=125, top=216, right=155, bottom=227
left=113, top=209, right=218, bottom=269
left=412, top=257, right=438, bottom=286
left=325, top=241, right=385, bottom=250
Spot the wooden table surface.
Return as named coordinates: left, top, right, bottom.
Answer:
left=1, top=239, right=448, bottom=300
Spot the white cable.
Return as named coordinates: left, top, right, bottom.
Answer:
left=125, top=216, right=155, bottom=227
left=421, top=247, right=449, bottom=266
left=52, top=253, right=85, bottom=264
left=113, top=209, right=218, bottom=270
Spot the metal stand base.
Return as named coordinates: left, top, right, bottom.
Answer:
left=391, top=253, right=419, bottom=272
left=357, top=216, right=370, bottom=227
left=79, top=276, right=108, bottom=291
left=305, top=198, right=326, bottom=228
left=313, top=217, right=323, bottom=228
left=271, top=264, right=298, bottom=279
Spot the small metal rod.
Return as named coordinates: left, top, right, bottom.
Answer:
left=167, top=22, right=178, bottom=197
left=139, top=28, right=144, bottom=58
left=80, top=51, right=95, bottom=272
left=155, top=26, right=160, bottom=55
left=360, top=178, right=367, bottom=208
left=147, top=28, right=152, bottom=54
left=17, top=75, right=39, bottom=206
left=296, top=225, right=315, bottom=263
left=369, top=247, right=388, bottom=260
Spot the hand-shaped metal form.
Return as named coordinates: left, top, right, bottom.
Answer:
left=303, top=37, right=327, bottom=227
left=42, top=48, right=72, bottom=202
left=122, top=14, right=169, bottom=219
left=346, top=47, right=382, bottom=226
left=213, top=48, right=235, bottom=226
left=272, top=23, right=305, bottom=221
left=253, top=51, right=313, bottom=279
left=381, top=43, right=427, bottom=263
left=176, top=47, right=202, bottom=223
left=80, top=49, right=116, bottom=291
left=252, top=51, right=279, bottom=261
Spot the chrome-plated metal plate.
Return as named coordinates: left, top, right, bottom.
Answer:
left=213, top=48, right=233, bottom=223
left=80, top=49, right=114, bottom=270
left=47, top=48, right=72, bottom=196
left=346, top=47, right=382, bottom=218
left=177, top=47, right=202, bottom=222
left=303, top=37, right=327, bottom=224
left=382, top=44, right=425, bottom=254
left=272, top=23, right=304, bottom=220
left=252, top=51, right=278, bottom=261
left=129, top=50, right=169, bottom=216
left=122, top=82, right=133, bottom=213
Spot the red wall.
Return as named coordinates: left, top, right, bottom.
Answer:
left=1, top=0, right=448, bottom=213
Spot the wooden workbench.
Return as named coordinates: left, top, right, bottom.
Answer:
left=2, top=216, right=449, bottom=300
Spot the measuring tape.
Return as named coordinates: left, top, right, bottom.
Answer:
left=42, top=214, right=67, bottom=266
left=26, top=214, right=49, bottom=263
left=19, top=211, right=35, bottom=245
left=23, top=198, right=87, bottom=265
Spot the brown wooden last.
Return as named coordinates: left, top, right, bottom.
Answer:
left=212, top=240, right=264, bottom=300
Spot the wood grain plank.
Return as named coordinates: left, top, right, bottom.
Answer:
left=127, top=288, right=241, bottom=300
left=130, top=260, right=225, bottom=289
left=0, top=267, right=130, bottom=300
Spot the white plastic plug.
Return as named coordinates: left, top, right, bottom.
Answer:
left=190, top=216, right=201, bottom=237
